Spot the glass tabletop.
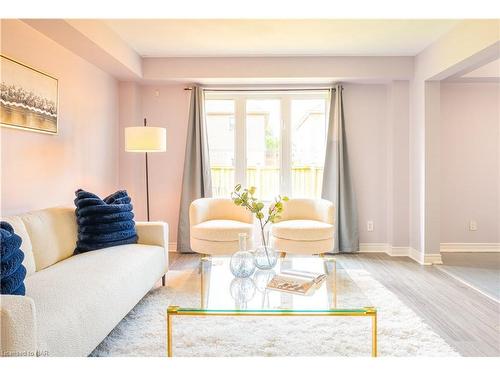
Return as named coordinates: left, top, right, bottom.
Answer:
left=181, top=255, right=372, bottom=314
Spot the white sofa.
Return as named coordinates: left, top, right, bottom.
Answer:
left=270, top=198, right=335, bottom=254
left=189, top=198, right=254, bottom=255
left=0, top=207, right=168, bottom=357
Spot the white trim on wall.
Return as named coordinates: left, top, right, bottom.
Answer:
left=408, top=247, right=424, bottom=264
left=358, top=243, right=389, bottom=253
left=422, top=254, right=443, bottom=265
left=387, top=246, right=412, bottom=257
left=357, top=243, right=442, bottom=265
left=440, top=243, right=500, bottom=253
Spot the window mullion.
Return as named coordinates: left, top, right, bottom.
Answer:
left=234, top=97, right=246, bottom=187
left=280, top=96, right=292, bottom=196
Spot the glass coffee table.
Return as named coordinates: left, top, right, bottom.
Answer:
left=166, top=255, right=377, bottom=357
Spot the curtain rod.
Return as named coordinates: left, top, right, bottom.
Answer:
left=184, top=87, right=340, bottom=91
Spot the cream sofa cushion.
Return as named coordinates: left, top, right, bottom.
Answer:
left=191, top=220, right=253, bottom=242
left=272, top=220, right=334, bottom=241
left=19, top=207, right=77, bottom=271
left=271, top=236, right=334, bottom=254
left=24, top=243, right=167, bottom=356
left=2, top=216, right=36, bottom=276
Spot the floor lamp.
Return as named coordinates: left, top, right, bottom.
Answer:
left=125, top=118, right=167, bottom=221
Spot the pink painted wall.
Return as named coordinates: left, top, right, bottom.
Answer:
left=387, top=81, right=410, bottom=247
left=440, top=82, right=500, bottom=243
left=143, top=56, right=413, bottom=82
left=118, top=82, right=144, bottom=218
left=343, top=84, right=390, bottom=244
left=410, top=20, right=500, bottom=258
left=119, top=83, right=398, bottom=246
left=118, top=83, right=190, bottom=241
left=1, top=20, right=119, bottom=215
left=1, top=19, right=408, bottom=248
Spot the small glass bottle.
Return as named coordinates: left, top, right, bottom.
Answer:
left=229, top=233, right=256, bottom=278
left=238, top=232, right=247, bottom=252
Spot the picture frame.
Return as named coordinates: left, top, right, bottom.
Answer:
left=0, top=54, right=59, bottom=134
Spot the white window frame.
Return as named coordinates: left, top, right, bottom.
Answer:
left=205, top=90, right=330, bottom=199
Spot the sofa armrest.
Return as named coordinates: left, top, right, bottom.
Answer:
left=136, top=221, right=169, bottom=248
left=189, top=198, right=254, bottom=226
left=0, top=295, right=37, bottom=356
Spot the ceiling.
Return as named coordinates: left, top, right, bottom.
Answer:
left=104, top=19, right=459, bottom=57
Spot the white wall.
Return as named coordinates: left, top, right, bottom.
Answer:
left=440, top=82, right=500, bottom=244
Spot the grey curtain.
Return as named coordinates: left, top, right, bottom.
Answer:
left=321, top=85, right=359, bottom=253
left=177, top=86, right=212, bottom=253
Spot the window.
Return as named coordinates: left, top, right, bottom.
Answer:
left=246, top=99, right=281, bottom=201
left=205, top=91, right=329, bottom=200
left=291, top=99, right=327, bottom=198
left=205, top=99, right=235, bottom=197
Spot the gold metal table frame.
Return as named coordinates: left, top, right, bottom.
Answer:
left=166, top=256, right=378, bottom=357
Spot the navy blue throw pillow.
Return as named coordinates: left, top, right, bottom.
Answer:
left=74, top=189, right=138, bottom=254
left=0, top=222, right=27, bottom=296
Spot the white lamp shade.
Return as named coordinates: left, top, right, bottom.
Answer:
left=125, top=127, right=167, bottom=152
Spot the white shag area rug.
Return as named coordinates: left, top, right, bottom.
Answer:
left=91, top=266, right=459, bottom=357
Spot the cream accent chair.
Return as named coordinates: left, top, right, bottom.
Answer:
left=0, top=207, right=168, bottom=357
left=190, top=198, right=254, bottom=255
left=270, top=198, right=335, bottom=255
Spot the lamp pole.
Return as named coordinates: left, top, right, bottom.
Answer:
left=144, top=118, right=150, bottom=221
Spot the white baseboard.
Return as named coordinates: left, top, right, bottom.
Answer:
left=387, top=246, right=412, bottom=257
left=408, top=247, right=423, bottom=264
left=358, top=243, right=390, bottom=253
left=423, top=253, right=443, bottom=265
left=440, top=243, right=500, bottom=253
left=406, top=249, right=442, bottom=265
left=359, top=243, right=442, bottom=265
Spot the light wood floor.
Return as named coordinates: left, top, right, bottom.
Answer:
left=168, top=252, right=500, bottom=357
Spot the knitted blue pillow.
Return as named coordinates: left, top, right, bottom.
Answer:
left=0, top=222, right=27, bottom=296
left=74, top=189, right=138, bottom=254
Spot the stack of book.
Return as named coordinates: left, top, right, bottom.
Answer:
left=266, top=269, right=327, bottom=296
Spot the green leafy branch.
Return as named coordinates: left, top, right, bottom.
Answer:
left=231, top=184, right=289, bottom=255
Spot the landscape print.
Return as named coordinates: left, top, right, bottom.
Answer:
left=1, top=55, right=58, bottom=134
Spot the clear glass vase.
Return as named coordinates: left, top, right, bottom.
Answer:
left=230, top=277, right=256, bottom=309
left=253, top=269, right=276, bottom=292
left=254, top=228, right=278, bottom=270
left=229, top=233, right=256, bottom=278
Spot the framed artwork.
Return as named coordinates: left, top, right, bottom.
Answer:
left=0, top=55, right=58, bottom=134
